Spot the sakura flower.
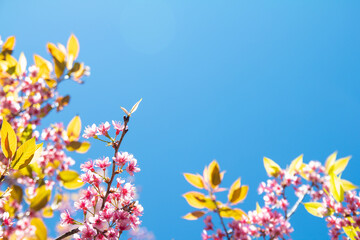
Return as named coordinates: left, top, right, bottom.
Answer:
left=95, top=157, right=111, bottom=170
left=126, top=158, right=140, bottom=176
left=112, top=120, right=124, bottom=135
left=60, top=210, right=74, bottom=226
left=113, top=152, right=132, bottom=166
left=78, top=223, right=97, bottom=239
left=97, top=122, right=110, bottom=136
left=83, top=124, right=97, bottom=139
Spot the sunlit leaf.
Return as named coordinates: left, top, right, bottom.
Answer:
left=343, top=226, right=357, bottom=240
left=325, top=151, right=337, bottom=174
left=30, top=185, right=51, bottom=211
left=59, top=170, right=79, bottom=182
left=47, top=43, right=66, bottom=78
left=263, top=157, right=281, bottom=177
left=42, top=206, right=54, bottom=218
left=59, top=170, right=84, bottom=189
left=228, top=178, right=248, bottom=205
left=130, top=98, right=142, bottom=115
left=30, top=143, right=43, bottom=165
left=341, top=179, right=358, bottom=192
left=256, top=202, right=261, bottom=214
left=33, top=54, right=52, bottom=79
left=1, top=119, right=17, bottom=158
left=10, top=185, right=23, bottom=203
left=182, top=211, right=205, bottom=220
left=18, top=52, right=27, bottom=74
left=120, top=107, right=130, bottom=116
left=67, top=34, right=79, bottom=69
left=2, top=36, right=15, bottom=54
left=31, top=218, right=47, bottom=240
left=329, top=173, right=344, bottom=202
left=219, top=207, right=247, bottom=220
left=288, top=154, right=303, bottom=175
left=20, top=124, right=33, bottom=144
left=183, top=192, right=216, bottom=210
left=11, top=138, right=36, bottom=170
left=67, top=115, right=81, bottom=141
left=184, top=173, right=204, bottom=189
left=208, top=160, right=221, bottom=188
left=331, top=156, right=350, bottom=175
left=45, top=78, right=57, bottom=88
left=65, top=141, right=90, bottom=153
left=303, top=202, right=324, bottom=217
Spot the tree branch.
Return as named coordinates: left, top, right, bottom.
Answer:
left=55, top=228, right=79, bottom=240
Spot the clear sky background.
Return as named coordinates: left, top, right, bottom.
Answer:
left=1, top=1, right=360, bottom=239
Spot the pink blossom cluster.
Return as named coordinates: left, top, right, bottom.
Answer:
left=83, top=120, right=125, bottom=139
left=0, top=36, right=89, bottom=239
left=321, top=191, right=360, bottom=239
left=59, top=120, right=143, bottom=239
left=201, top=216, right=226, bottom=240
left=199, top=157, right=360, bottom=240
left=0, top=122, right=78, bottom=238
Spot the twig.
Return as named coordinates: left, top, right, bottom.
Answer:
left=55, top=228, right=79, bottom=240
left=100, top=116, right=129, bottom=209
left=214, top=200, right=231, bottom=240
left=286, top=185, right=312, bottom=220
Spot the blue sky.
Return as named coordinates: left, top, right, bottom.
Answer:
left=1, top=1, right=360, bottom=239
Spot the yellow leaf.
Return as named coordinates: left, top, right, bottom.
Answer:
left=11, top=138, right=36, bottom=170
left=120, top=107, right=130, bottom=116
left=63, top=178, right=84, bottom=189
left=288, top=154, right=303, bottom=175
left=343, top=226, right=357, bottom=240
left=341, top=179, right=358, bottom=192
left=182, top=211, right=205, bottom=220
left=67, top=116, right=81, bottom=141
left=30, top=185, right=51, bottom=211
left=47, top=43, right=66, bottom=78
left=219, top=207, right=247, bottom=220
left=67, top=34, right=79, bottom=69
left=18, top=52, right=27, bottom=74
left=256, top=202, right=261, bottom=214
left=303, top=202, right=324, bottom=217
left=42, top=206, right=54, bottom=218
left=59, top=170, right=84, bottom=189
left=30, top=218, right=47, bottom=240
left=182, top=192, right=216, bottom=210
left=44, top=79, right=57, bottom=88
left=10, top=185, right=23, bottom=203
left=329, top=173, right=344, bottom=202
left=76, top=141, right=90, bottom=153
left=263, top=157, right=281, bottom=177
left=331, top=156, right=350, bottom=175
left=1, top=119, right=17, bottom=158
left=208, top=160, right=221, bottom=188
left=72, top=62, right=85, bottom=80
left=66, top=141, right=90, bottom=153
left=183, top=173, right=204, bottom=189
left=228, top=178, right=248, bottom=204
left=2, top=36, right=15, bottom=53
left=33, top=54, right=52, bottom=79
left=325, top=151, right=337, bottom=174
left=130, top=98, right=142, bottom=115
left=59, top=170, right=79, bottom=182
